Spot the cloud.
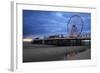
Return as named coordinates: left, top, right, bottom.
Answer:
left=23, top=10, right=91, bottom=37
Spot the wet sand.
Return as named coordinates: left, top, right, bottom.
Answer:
left=23, top=42, right=91, bottom=62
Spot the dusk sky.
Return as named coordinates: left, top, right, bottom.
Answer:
left=23, top=10, right=91, bottom=38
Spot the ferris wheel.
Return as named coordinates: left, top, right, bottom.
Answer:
left=67, top=15, right=84, bottom=38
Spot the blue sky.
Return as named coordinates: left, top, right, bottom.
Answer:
left=23, top=10, right=91, bottom=38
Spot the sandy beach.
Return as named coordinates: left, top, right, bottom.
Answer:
left=23, top=42, right=91, bottom=62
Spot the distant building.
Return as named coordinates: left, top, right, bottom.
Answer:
left=23, top=38, right=33, bottom=42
